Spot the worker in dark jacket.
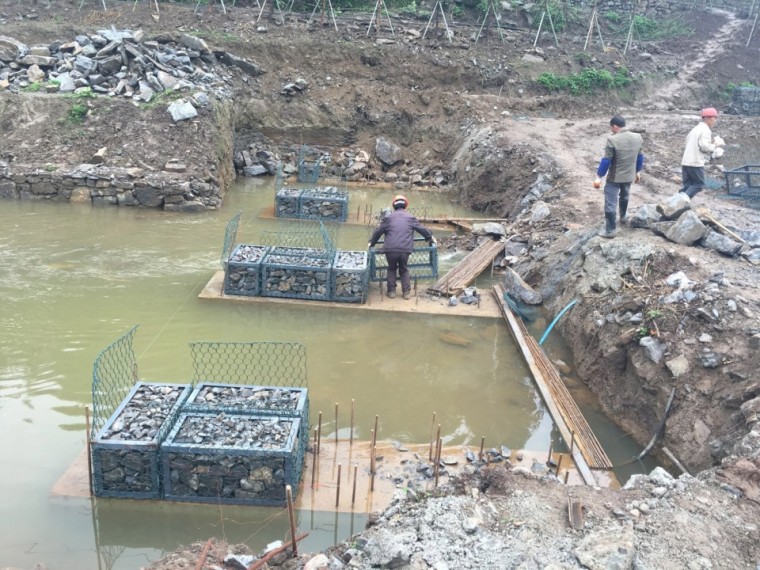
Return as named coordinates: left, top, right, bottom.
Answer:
left=368, top=194, right=436, bottom=300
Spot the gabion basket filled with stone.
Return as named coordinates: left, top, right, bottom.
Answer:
left=299, top=187, right=349, bottom=222
left=91, top=382, right=192, bottom=499
left=331, top=250, right=369, bottom=303
left=261, top=247, right=332, bottom=301
left=369, top=238, right=438, bottom=282
left=184, top=383, right=308, bottom=422
left=161, top=412, right=304, bottom=506
left=223, top=244, right=270, bottom=297
left=275, top=187, right=303, bottom=219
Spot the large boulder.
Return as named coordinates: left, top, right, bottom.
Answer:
left=375, top=136, right=404, bottom=166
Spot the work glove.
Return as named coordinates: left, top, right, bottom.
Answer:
left=593, top=177, right=602, bottom=189
left=712, top=147, right=725, bottom=159
left=367, top=242, right=373, bottom=249
left=635, top=172, right=641, bottom=184
left=713, top=135, right=725, bottom=147
left=430, top=237, right=438, bottom=246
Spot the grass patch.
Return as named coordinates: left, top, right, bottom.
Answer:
left=21, top=82, right=44, bottom=92
left=604, top=13, right=693, bottom=41
left=67, top=103, right=89, bottom=124
left=536, top=66, right=633, bottom=94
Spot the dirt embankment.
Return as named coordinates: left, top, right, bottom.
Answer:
left=3, top=1, right=760, bottom=568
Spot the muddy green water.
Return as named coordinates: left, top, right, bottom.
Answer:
left=0, top=178, right=653, bottom=569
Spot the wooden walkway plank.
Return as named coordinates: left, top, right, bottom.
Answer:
left=492, top=284, right=613, bottom=485
left=428, top=238, right=505, bottom=296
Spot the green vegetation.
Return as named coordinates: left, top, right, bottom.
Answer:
left=141, top=89, right=185, bottom=110
left=536, top=66, right=632, bottom=94
left=527, top=0, right=579, bottom=32
left=67, top=102, right=89, bottom=124
left=64, top=87, right=95, bottom=99
left=723, top=81, right=757, bottom=99
left=43, top=164, right=58, bottom=172
left=21, top=82, right=43, bottom=92
left=604, top=13, right=693, bottom=41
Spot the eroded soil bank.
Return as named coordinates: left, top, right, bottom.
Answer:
left=2, top=1, right=760, bottom=568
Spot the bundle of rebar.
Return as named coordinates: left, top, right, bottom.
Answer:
left=428, top=238, right=505, bottom=296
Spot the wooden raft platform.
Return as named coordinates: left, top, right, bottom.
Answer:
left=493, top=285, right=614, bottom=485
left=428, top=238, right=505, bottom=296
left=51, top=441, right=591, bottom=512
left=199, top=270, right=502, bottom=319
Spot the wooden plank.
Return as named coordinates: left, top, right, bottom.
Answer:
left=492, top=284, right=597, bottom=486
left=429, top=239, right=504, bottom=295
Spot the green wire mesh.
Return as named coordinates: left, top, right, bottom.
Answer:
left=259, top=217, right=339, bottom=252
left=91, top=326, right=139, bottom=439
left=221, top=211, right=242, bottom=268
left=188, top=341, right=308, bottom=387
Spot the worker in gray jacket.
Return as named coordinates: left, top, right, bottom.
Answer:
left=593, top=115, right=644, bottom=238
left=680, top=107, right=725, bottom=198
left=368, top=194, right=436, bottom=299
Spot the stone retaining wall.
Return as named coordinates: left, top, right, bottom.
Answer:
left=0, top=162, right=223, bottom=211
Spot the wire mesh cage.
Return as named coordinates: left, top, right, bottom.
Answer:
left=261, top=247, right=333, bottom=300
left=300, top=186, right=349, bottom=221
left=220, top=211, right=241, bottom=269
left=91, top=382, right=192, bottom=499
left=259, top=217, right=339, bottom=253
left=731, top=86, right=760, bottom=116
left=723, top=165, right=760, bottom=209
left=331, top=250, right=369, bottom=303
left=223, top=244, right=271, bottom=297
left=369, top=237, right=439, bottom=282
left=161, top=413, right=304, bottom=506
left=189, top=341, right=308, bottom=388
left=297, top=145, right=321, bottom=183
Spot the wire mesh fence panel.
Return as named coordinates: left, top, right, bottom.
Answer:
left=189, top=341, right=308, bottom=387
left=91, top=326, right=140, bottom=439
left=369, top=237, right=439, bottom=282
left=297, top=145, right=321, bottom=183
left=259, top=217, right=339, bottom=252
left=220, top=211, right=242, bottom=269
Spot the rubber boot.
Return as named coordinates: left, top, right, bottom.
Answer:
left=619, top=199, right=629, bottom=225
left=600, top=213, right=616, bottom=238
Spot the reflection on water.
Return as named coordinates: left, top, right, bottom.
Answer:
left=0, top=178, right=648, bottom=569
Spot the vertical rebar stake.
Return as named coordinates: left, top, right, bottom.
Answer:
left=335, top=402, right=339, bottom=445
left=479, top=436, right=485, bottom=461
left=311, top=429, right=318, bottom=488
left=555, top=454, right=563, bottom=477
left=351, top=465, right=358, bottom=506
left=547, top=442, right=553, bottom=465
left=336, top=464, right=342, bottom=507
left=434, top=437, right=442, bottom=488
left=317, top=411, right=323, bottom=455
left=370, top=431, right=376, bottom=492
left=350, top=399, right=355, bottom=445
left=428, top=411, right=437, bottom=461
left=373, top=415, right=379, bottom=448
left=286, top=485, right=298, bottom=556
left=564, top=470, right=570, bottom=485
left=85, top=406, right=93, bottom=496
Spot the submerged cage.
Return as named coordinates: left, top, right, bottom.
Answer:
left=369, top=237, right=438, bottom=282
left=331, top=250, right=369, bottom=303
left=161, top=412, right=304, bottom=506
left=275, top=187, right=303, bottom=219
left=300, top=187, right=349, bottom=221
left=223, top=244, right=270, bottom=297
left=91, top=381, right=191, bottom=499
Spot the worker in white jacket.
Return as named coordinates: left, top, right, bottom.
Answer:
left=680, top=107, right=725, bottom=198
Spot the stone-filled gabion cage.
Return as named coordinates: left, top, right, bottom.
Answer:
left=90, top=332, right=310, bottom=504
left=161, top=413, right=303, bottom=506
left=331, top=250, right=369, bottom=303
left=261, top=246, right=333, bottom=301
left=275, top=187, right=349, bottom=222
left=369, top=238, right=438, bottom=282
left=91, top=382, right=191, bottom=499
left=223, top=244, right=270, bottom=297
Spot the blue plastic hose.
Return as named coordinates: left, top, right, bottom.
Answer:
left=538, top=299, right=578, bottom=346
